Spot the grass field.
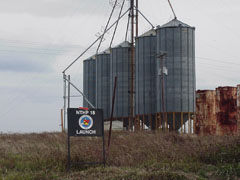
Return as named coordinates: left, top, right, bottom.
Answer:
left=0, top=131, right=239, bottom=180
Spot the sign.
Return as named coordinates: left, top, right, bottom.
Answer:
left=68, top=108, right=103, bottom=137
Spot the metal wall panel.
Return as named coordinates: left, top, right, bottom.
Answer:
left=110, top=42, right=132, bottom=118
left=156, top=19, right=196, bottom=114
left=216, top=87, right=238, bottom=135
left=195, top=90, right=217, bottom=135
left=96, top=53, right=110, bottom=119
left=135, top=33, right=157, bottom=115
left=83, top=58, right=96, bottom=108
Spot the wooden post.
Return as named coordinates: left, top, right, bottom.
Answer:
left=150, top=114, right=152, bottom=130
left=173, top=112, right=175, bottom=131
left=188, top=112, right=191, bottom=134
left=181, top=112, right=183, bottom=134
left=193, top=113, right=196, bottom=134
left=142, top=115, right=145, bottom=130
left=108, top=76, right=117, bottom=149
left=156, top=113, right=160, bottom=131
left=160, top=113, right=162, bottom=131
left=61, top=109, right=64, bottom=133
left=165, top=112, right=168, bottom=132
left=183, top=113, right=186, bottom=133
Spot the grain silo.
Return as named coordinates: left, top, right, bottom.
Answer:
left=110, top=41, right=133, bottom=126
left=96, top=49, right=111, bottom=120
left=83, top=56, right=96, bottom=108
left=135, top=29, right=157, bottom=129
left=156, top=18, right=196, bottom=131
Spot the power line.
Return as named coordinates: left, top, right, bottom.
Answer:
left=196, top=56, right=240, bottom=66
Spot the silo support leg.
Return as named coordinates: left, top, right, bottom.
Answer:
left=173, top=112, right=176, bottom=132
left=181, top=112, right=184, bottom=134
left=188, top=112, right=191, bottom=134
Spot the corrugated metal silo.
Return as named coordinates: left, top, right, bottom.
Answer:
left=83, top=56, right=96, bottom=108
left=135, top=30, right=157, bottom=129
left=110, top=41, right=133, bottom=120
left=96, top=50, right=111, bottom=119
left=156, top=18, right=196, bottom=131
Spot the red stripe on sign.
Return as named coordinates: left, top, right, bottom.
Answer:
left=78, top=107, right=89, bottom=110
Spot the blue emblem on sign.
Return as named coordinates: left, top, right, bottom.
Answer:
left=79, top=115, right=93, bottom=130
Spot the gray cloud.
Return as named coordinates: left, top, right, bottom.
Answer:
left=0, top=0, right=109, bottom=17
left=0, top=53, right=54, bottom=73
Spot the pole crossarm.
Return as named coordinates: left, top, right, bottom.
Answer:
left=134, top=6, right=155, bottom=29
left=64, top=77, right=95, bottom=109
left=62, top=8, right=130, bottom=73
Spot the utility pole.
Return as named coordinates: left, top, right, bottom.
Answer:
left=130, top=0, right=135, bottom=130
left=157, top=53, right=167, bottom=130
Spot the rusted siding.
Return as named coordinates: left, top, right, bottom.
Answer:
left=196, top=90, right=217, bottom=135
left=237, top=85, right=240, bottom=135
left=216, top=87, right=238, bottom=135
left=196, top=86, right=239, bottom=136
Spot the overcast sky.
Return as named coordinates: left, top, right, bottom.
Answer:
left=0, top=0, right=240, bottom=133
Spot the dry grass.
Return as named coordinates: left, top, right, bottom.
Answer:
left=0, top=131, right=239, bottom=180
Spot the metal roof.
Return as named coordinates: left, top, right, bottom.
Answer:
left=138, top=29, right=156, bottom=37
left=98, top=48, right=111, bottom=55
left=83, top=55, right=96, bottom=62
left=112, top=41, right=131, bottom=48
left=159, top=18, right=192, bottom=28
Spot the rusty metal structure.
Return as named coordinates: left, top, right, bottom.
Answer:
left=196, top=90, right=217, bottom=135
left=196, top=86, right=239, bottom=136
left=216, top=87, right=238, bottom=135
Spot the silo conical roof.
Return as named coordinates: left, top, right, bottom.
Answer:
left=160, top=18, right=192, bottom=28
left=138, top=29, right=156, bottom=37
left=98, top=48, right=111, bottom=55
left=112, top=41, right=131, bottom=48
left=84, top=54, right=96, bottom=61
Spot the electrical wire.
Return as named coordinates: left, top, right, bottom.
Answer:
left=196, top=57, right=240, bottom=66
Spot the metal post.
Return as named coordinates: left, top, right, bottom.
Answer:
left=102, top=111, right=106, bottom=167
left=63, top=73, right=67, bottom=131
left=68, top=75, right=70, bottom=110
left=67, top=75, right=71, bottom=171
